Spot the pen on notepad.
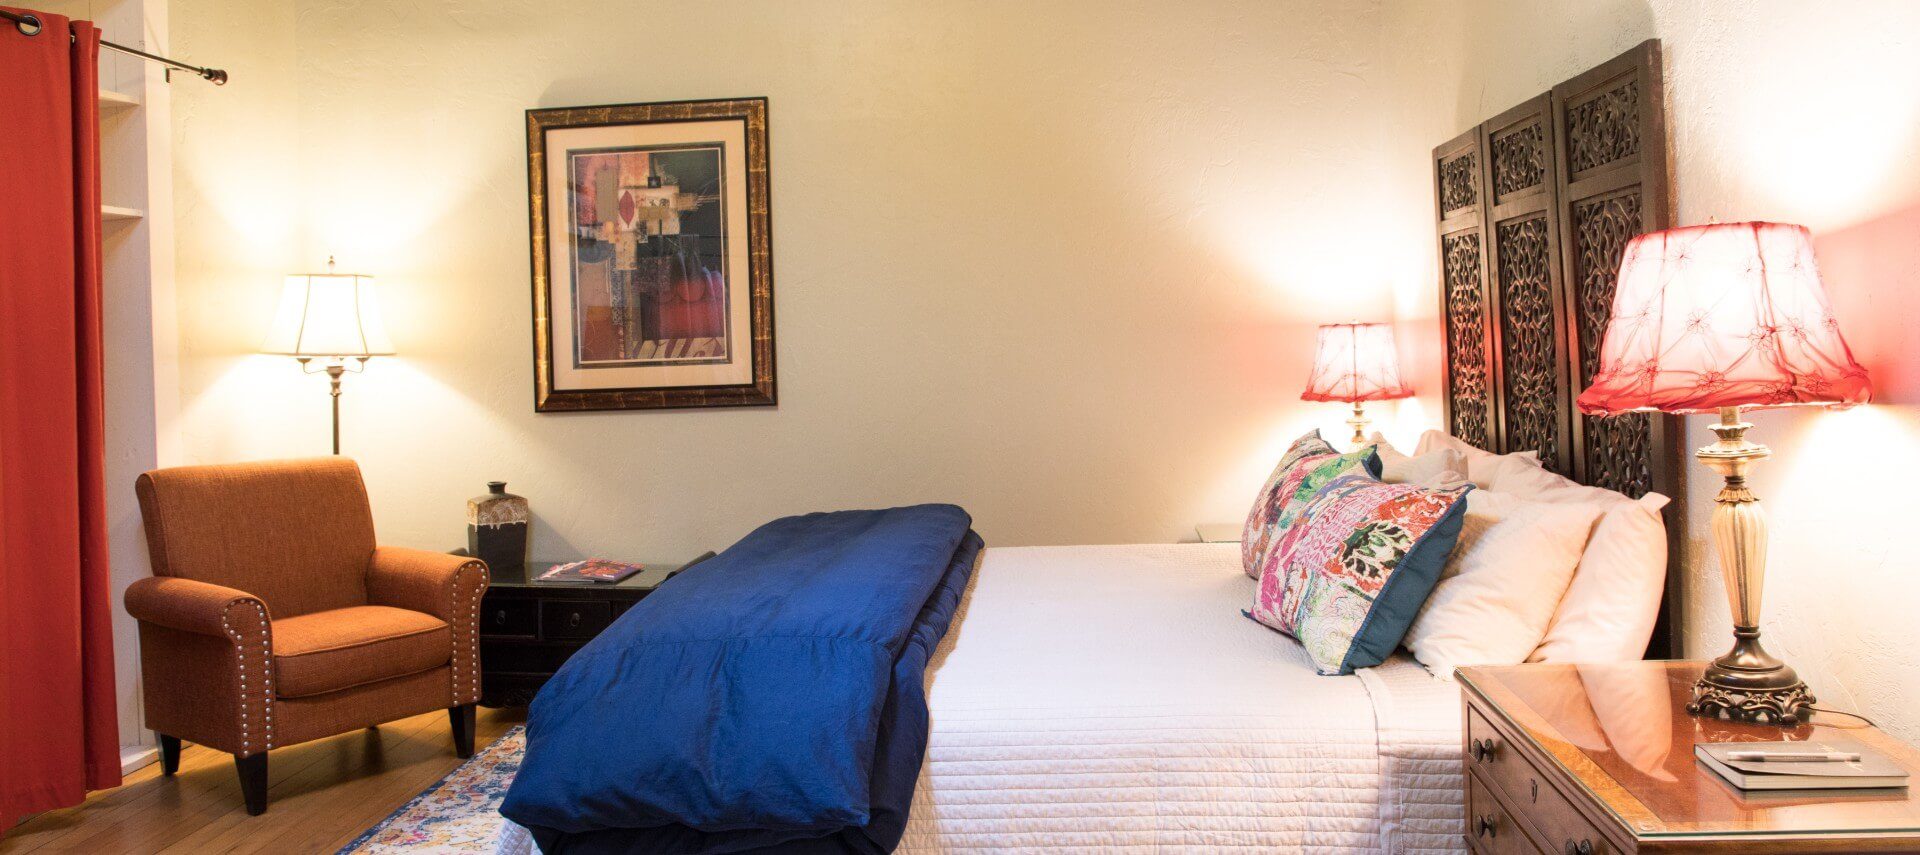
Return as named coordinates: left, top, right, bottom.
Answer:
left=1724, top=750, right=1862, bottom=763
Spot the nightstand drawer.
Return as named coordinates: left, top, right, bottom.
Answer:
left=1468, top=774, right=1545, bottom=855
left=481, top=598, right=538, bottom=638
left=542, top=600, right=611, bottom=639
left=1468, top=706, right=1611, bottom=855
left=480, top=642, right=587, bottom=674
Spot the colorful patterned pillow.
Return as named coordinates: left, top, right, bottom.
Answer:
left=1241, top=430, right=1380, bottom=579
left=1248, top=470, right=1471, bottom=675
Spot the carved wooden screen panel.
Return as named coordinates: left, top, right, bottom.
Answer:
left=1434, top=41, right=1679, bottom=657
left=1551, top=41, right=1682, bottom=659
left=1483, top=95, right=1573, bottom=476
left=1433, top=129, right=1496, bottom=451
left=1552, top=40, right=1678, bottom=503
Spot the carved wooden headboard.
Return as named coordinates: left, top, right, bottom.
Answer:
left=1431, top=40, right=1686, bottom=658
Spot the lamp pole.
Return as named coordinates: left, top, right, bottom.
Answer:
left=327, top=363, right=346, bottom=455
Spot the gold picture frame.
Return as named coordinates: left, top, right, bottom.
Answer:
left=526, top=97, right=774, bottom=411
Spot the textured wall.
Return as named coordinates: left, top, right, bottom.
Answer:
left=168, top=1, right=1399, bottom=564
left=1380, top=0, right=1920, bottom=741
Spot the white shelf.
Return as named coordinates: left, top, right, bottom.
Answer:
left=99, top=88, right=140, bottom=110
left=101, top=204, right=145, bottom=221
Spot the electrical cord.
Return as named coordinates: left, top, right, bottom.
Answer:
left=1812, top=703, right=1873, bottom=722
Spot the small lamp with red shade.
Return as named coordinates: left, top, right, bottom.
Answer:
left=1577, top=221, right=1871, bottom=725
left=1303, top=322, right=1414, bottom=447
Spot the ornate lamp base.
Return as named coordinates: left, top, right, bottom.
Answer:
left=1687, top=631, right=1815, bottom=725
left=1686, top=408, right=1815, bottom=727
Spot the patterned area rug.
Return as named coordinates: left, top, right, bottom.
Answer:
left=337, top=726, right=525, bottom=854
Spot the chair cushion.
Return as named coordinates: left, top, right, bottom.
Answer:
left=272, top=605, right=450, bottom=698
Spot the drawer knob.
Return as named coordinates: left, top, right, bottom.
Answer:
left=1564, top=840, right=1593, bottom=855
left=1472, top=737, right=1500, bottom=763
left=569, top=611, right=583, bottom=628
left=1476, top=814, right=1497, bottom=839
left=494, top=609, right=506, bottom=625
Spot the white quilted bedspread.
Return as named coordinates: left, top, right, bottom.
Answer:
left=496, top=543, right=1465, bottom=854
left=899, top=543, right=1463, bottom=854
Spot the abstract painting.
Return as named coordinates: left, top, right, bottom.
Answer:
left=527, top=98, right=774, bottom=411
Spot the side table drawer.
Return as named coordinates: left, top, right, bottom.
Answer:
left=1467, top=705, right=1612, bottom=855
left=481, top=598, right=538, bottom=638
left=1468, top=773, right=1545, bottom=855
left=542, top=600, right=612, bottom=640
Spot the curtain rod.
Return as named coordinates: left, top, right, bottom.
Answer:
left=3, top=9, right=227, bottom=85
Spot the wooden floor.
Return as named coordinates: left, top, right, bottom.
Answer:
left=2, top=706, right=525, bottom=854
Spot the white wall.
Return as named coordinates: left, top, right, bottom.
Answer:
left=1379, top=0, right=1920, bottom=741
left=169, top=1, right=1400, bottom=561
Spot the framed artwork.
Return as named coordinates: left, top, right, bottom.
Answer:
left=526, top=97, right=774, bottom=411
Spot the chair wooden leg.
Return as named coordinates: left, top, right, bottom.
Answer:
left=450, top=703, right=476, bottom=759
left=157, top=734, right=181, bottom=775
left=235, top=752, right=268, bottom=816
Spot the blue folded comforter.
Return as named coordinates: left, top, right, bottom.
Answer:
left=499, top=504, right=984, bottom=854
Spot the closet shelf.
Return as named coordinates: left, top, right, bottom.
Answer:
left=99, top=89, right=141, bottom=110
left=101, top=205, right=145, bottom=222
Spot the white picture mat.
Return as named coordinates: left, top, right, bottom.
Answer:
left=544, top=119, right=754, bottom=391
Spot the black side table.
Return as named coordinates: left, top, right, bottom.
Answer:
left=477, top=554, right=711, bottom=706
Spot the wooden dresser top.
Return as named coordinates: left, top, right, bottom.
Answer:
left=1459, top=661, right=1920, bottom=845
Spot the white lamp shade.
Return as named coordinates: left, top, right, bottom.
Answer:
left=261, top=272, right=395, bottom=358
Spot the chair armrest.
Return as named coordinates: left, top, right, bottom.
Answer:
left=366, top=547, right=488, bottom=622
left=125, top=576, right=278, bottom=756
left=367, top=547, right=488, bottom=706
left=125, top=576, right=270, bottom=637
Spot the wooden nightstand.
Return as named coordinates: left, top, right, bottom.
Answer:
left=1457, top=661, right=1920, bottom=854
left=477, top=554, right=711, bottom=706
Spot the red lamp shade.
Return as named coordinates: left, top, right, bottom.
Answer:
left=1576, top=222, right=1870, bottom=416
left=1302, top=322, right=1413, bottom=403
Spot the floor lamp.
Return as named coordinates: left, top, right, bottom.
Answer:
left=260, top=259, right=395, bottom=455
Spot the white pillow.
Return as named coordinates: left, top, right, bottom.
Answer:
left=1413, top=429, right=1541, bottom=488
left=1488, top=462, right=1670, bottom=664
left=1404, top=490, right=1602, bottom=679
left=1368, top=433, right=1468, bottom=489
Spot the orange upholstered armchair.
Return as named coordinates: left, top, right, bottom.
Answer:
left=125, top=458, right=487, bottom=815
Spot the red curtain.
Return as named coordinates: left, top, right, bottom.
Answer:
left=0, top=7, right=123, bottom=826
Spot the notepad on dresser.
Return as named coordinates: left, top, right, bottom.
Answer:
left=1696, top=738, right=1910, bottom=790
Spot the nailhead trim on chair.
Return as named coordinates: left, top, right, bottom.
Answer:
left=450, top=561, right=486, bottom=705
left=221, top=599, right=274, bottom=753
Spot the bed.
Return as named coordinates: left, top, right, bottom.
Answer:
left=497, top=540, right=1467, bottom=855
left=497, top=303, right=1684, bottom=855
left=499, top=370, right=1680, bottom=854
left=900, top=542, right=1462, bottom=853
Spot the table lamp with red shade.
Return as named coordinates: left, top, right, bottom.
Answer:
left=1577, top=221, right=1871, bottom=725
left=1303, top=322, right=1413, bottom=447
